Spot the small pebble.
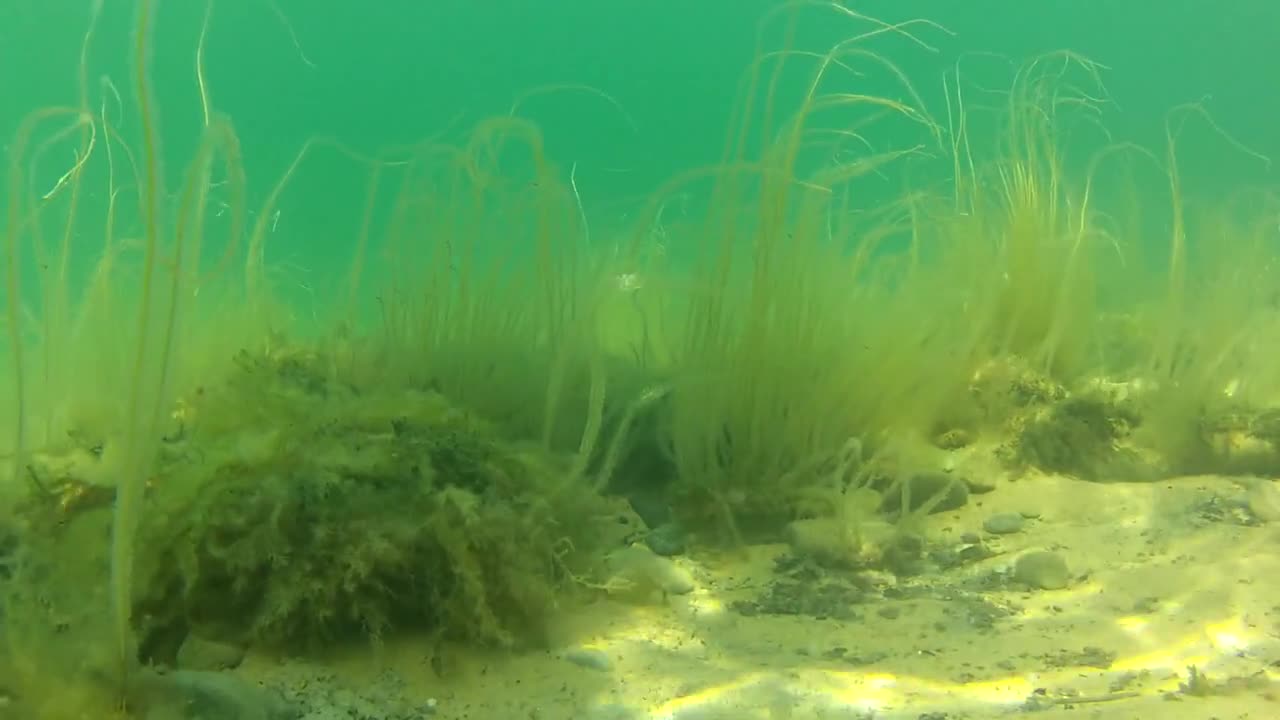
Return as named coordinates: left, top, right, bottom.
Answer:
left=1245, top=480, right=1280, bottom=522
left=957, top=543, right=994, bottom=563
left=564, top=648, right=613, bottom=672
left=129, top=669, right=298, bottom=720
left=645, top=523, right=687, bottom=557
left=983, top=512, right=1026, bottom=534
left=787, top=517, right=853, bottom=566
left=964, top=477, right=998, bottom=494
left=1013, top=550, right=1071, bottom=590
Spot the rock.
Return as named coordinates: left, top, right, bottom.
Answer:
left=964, top=477, right=998, bottom=494
left=177, top=635, right=247, bottom=671
left=957, top=543, right=995, bottom=563
left=880, top=531, right=927, bottom=576
left=787, top=517, right=854, bottom=566
left=1244, top=480, right=1280, bottom=522
left=644, top=523, right=686, bottom=556
left=129, top=669, right=298, bottom=720
left=983, top=512, right=1026, bottom=535
left=649, top=557, right=695, bottom=595
left=564, top=648, right=613, bottom=672
left=1013, top=551, right=1071, bottom=590
left=605, top=544, right=696, bottom=597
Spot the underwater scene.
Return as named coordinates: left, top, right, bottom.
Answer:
left=3, top=0, right=1280, bottom=718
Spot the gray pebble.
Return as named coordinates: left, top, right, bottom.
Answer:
left=564, top=648, right=613, bottom=672
left=645, top=523, right=687, bottom=556
left=1013, top=550, right=1071, bottom=590
left=983, top=512, right=1026, bottom=534
left=958, top=543, right=994, bottom=563
left=964, top=477, right=998, bottom=494
left=130, top=669, right=298, bottom=720
left=1245, top=481, right=1280, bottom=522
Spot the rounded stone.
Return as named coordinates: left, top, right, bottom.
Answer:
left=645, top=523, right=687, bottom=557
left=983, top=512, right=1026, bottom=535
left=1013, top=550, right=1071, bottom=590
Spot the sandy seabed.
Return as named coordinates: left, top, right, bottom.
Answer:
left=235, top=471, right=1280, bottom=720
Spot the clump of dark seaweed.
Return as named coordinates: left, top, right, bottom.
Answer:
left=113, top=346, right=619, bottom=659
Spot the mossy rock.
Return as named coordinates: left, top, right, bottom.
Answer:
left=1012, top=393, right=1143, bottom=480
left=968, top=357, right=1068, bottom=428
left=132, top=348, right=613, bottom=659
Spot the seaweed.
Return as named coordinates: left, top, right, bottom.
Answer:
left=124, top=347, right=617, bottom=658
left=1013, top=393, right=1142, bottom=480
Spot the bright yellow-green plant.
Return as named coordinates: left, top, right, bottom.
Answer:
left=638, top=15, right=1220, bottom=540
left=935, top=52, right=1119, bottom=381
left=339, top=115, right=627, bottom=474
left=1136, top=181, right=1280, bottom=473
left=2, top=0, right=265, bottom=708
left=631, top=10, right=944, bottom=540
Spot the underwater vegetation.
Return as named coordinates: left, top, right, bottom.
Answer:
left=1, top=1, right=1279, bottom=717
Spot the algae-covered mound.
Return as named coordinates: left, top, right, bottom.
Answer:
left=126, top=345, right=616, bottom=659
left=1011, top=392, right=1148, bottom=480
left=958, top=357, right=1152, bottom=481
